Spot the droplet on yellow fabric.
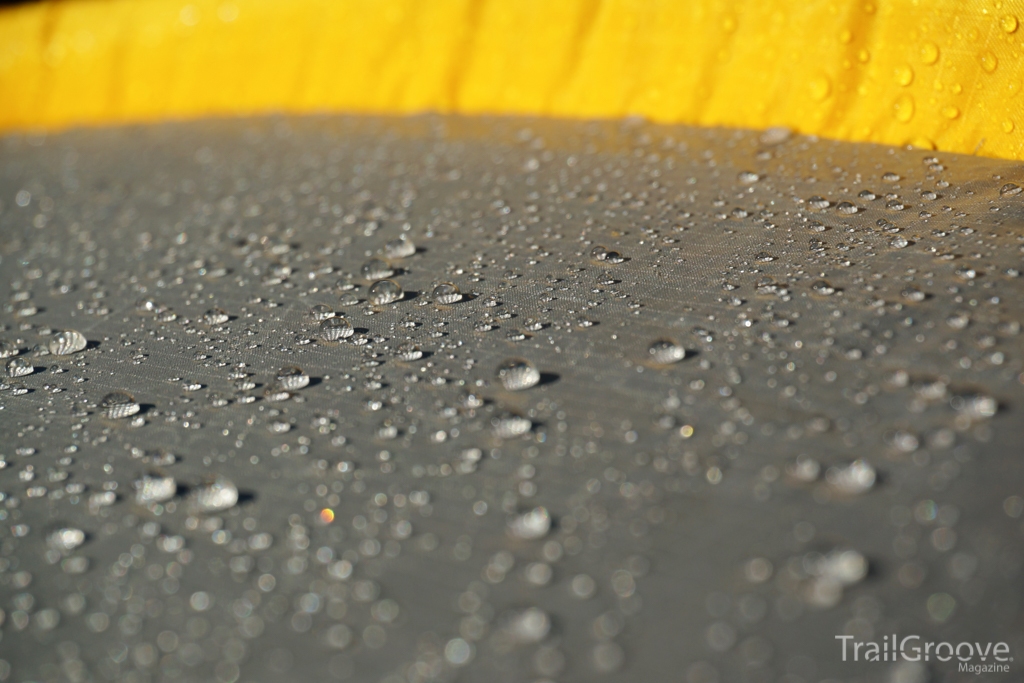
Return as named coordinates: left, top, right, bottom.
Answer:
left=920, top=41, right=940, bottom=65
left=895, top=64, right=914, bottom=86
left=1003, top=120, right=1016, bottom=133
left=894, top=94, right=915, bottom=123
left=857, top=49, right=870, bottom=63
left=942, top=105, right=960, bottom=119
left=1002, top=15, right=1019, bottom=33
left=979, top=51, right=999, bottom=73
left=839, top=29, right=853, bottom=44
left=911, top=136, right=936, bottom=150
left=809, top=76, right=832, bottom=101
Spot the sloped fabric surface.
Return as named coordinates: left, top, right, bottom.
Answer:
left=1, top=115, right=1023, bottom=681
left=1, top=0, right=1024, bottom=159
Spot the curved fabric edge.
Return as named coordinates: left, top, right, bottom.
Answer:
left=0, top=0, right=1023, bottom=160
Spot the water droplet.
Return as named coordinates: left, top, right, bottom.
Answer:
left=836, top=201, right=858, bottom=214
left=431, top=282, right=462, bottom=304
left=367, top=279, right=403, bottom=305
left=47, top=527, right=85, bottom=553
left=509, top=507, right=551, bottom=539
left=360, top=258, right=394, bottom=280
left=1002, top=14, right=1019, bottom=33
left=200, top=307, right=229, bottom=325
left=979, top=50, right=999, bottom=73
left=0, top=339, right=17, bottom=358
left=101, top=391, right=140, bottom=418
left=647, top=339, right=687, bottom=364
left=894, top=64, right=914, bottom=86
left=811, top=279, right=836, bottom=295
left=787, top=456, right=821, bottom=482
left=809, top=75, right=831, bottom=101
left=738, top=171, right=760, bottom=184
left=808, top=196, right=830, bottom=209
left=48, top=330, right=87, bottom=356
left=395, top=342, right=423, bottom=361
left=901, top=286, right=926, bottom=301
left=882, top=172, right=901, bottom=182
left=384, top=235, right=416, bottom=259
left=941, top=105, right=960, bottom=119
left=999, top=183, right=1022, bottom=197
left=890, top=236, right=909, bottom=248
left=591, top=245, right=610, bottom=261
left=308, top=304, right=335, bottom=321
left=826, top=459, right=876, bottom=495
left=496, top=358, right=540, bottom=390
left=893, top=94, right=915, bottom=122
left=276, top=365, right=310, bottom=390
left=193, top=477, right=238, bottom=513
left=318, top=316, right=353, bottom=341
left=920, top=41, right=939, bottom=64
left=7, top=357, right=33, bottom=377
left=759, top=127, right=792, bottom=145
left=952, top=394, right=997, bottom=420
left=135, top=475, right=176, bottom=504
left=503, top=607, right=551, bottom=644
left=492, top=412, right=532, bottom=439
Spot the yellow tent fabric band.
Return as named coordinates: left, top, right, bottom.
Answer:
left=1, top=0, right=1023, bottom=160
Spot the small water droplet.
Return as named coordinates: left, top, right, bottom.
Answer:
left=890, top=236, right=909, bottom=249
left=1002, top=14, right=1019, bottom=33
left=999, top=183, right=1022, bottom=197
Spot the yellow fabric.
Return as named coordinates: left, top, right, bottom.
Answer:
left=1, top=0, right=1022, bottom=159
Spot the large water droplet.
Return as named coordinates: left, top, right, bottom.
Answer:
left=7, top=357, right=33, bottom=377
left=319, top=316, right=353, bottom=341
left=276, top=365, right=310, bottom=390
left=100, top=391, right=140, bottom=419
left=496, top=358, right=540, bottom=390
left=368, top=279, right=403, bottom=305
left=48, top=329, right=87, bottom=356
left=431, top=282, right=462, bottom=304
left=384, top=235, right=416, bottom=259
left=135, top=475, right=177, bottom=504
left=361, top=258, right=394, bottom=280
left=647, top=339, right=687, bottom=364
left=509, top=507, right=551, bottom=539
left=193, top=477, right=239, bottom=513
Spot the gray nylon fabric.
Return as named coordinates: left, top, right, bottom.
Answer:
left=1, top=116, right=1023, bottom=683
